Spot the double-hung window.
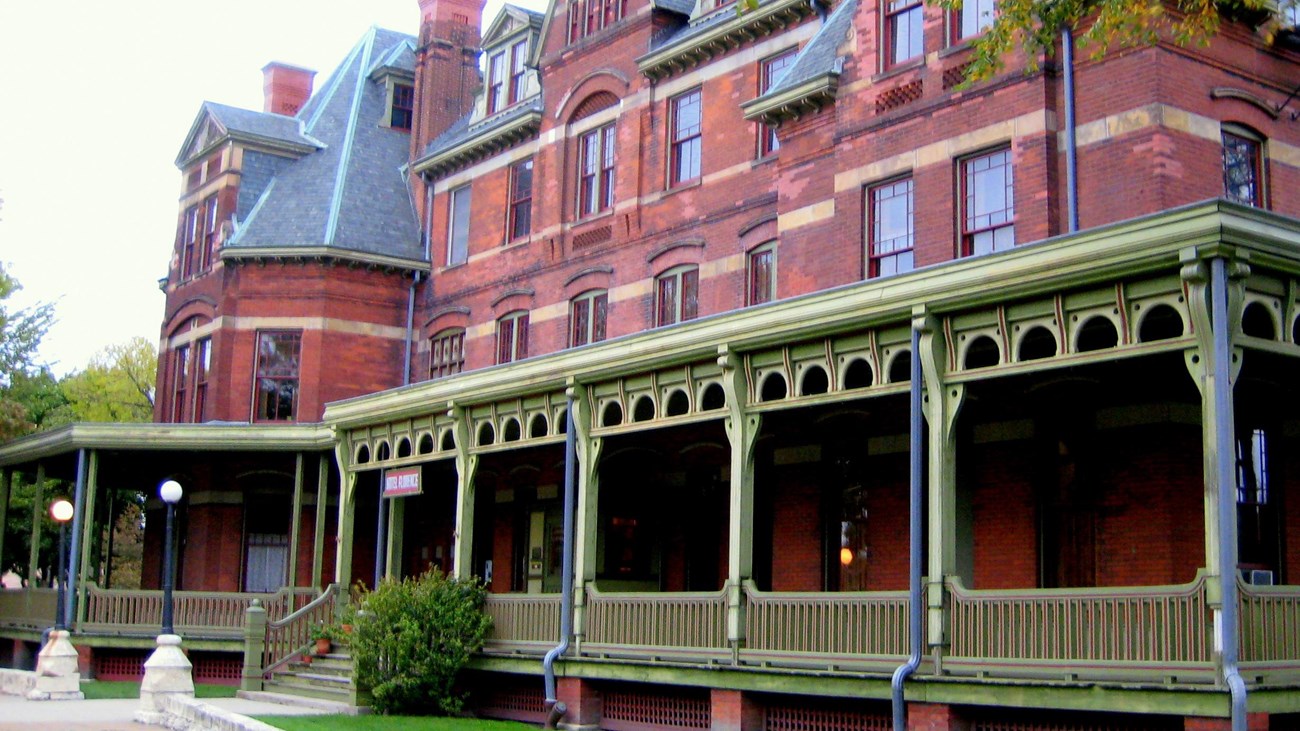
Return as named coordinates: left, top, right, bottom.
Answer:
left=1222, top=128, right=1264, bottom=208
left=193, top=337, right=211, bottom=422
left=254, top=331, right=302, bottom=421
left=748, top=244, right=776, bottom=305
left=201, top=197, right=219, bottom=271
left=885, top=0, right=923, bottom=67
left=181, top=205, right=200, bottom=279
left=951, top=0, right=994, bottom=42
left=429, top=329, right=465, bottom=379
left=509, top=159, right=533, bottom=241
left=509, top=41, right=528, bottom=105
left=171, top=345, right=190, bottom=423
left=960, top=148, right=1015, bottom=257
left=759, top=51, right=797, bottom=157
left=448, top=185, right=471, bottom=266
left=488, top=50, right=508, bottom=114
left=497, top=311, right=530, bottom=364
left=579, top=123, right=616, bottom=217
left=867, top=177, right=914, bottom=277
left=670, top=89, right=702, bottom=186
left=656, top=266, right=699, bottom=326
left=570, top=290, right=608, bottom=347
left=391, top=83, right=414, bottom=129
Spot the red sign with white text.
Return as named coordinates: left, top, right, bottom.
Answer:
left=383, top=467, right=422, bottom=498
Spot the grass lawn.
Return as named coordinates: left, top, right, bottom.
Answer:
left=254, top=716, right=536, bottom=730
left=79, top=680, right=238, bottom=700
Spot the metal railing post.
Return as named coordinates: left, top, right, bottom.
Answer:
left=241, top=599, right=268, bottom=692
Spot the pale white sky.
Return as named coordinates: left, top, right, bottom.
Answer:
left=0, top=0, right=541, bottom=376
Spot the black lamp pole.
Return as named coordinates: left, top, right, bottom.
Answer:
left=159, top=480, right=183, bottom=636
left=49, top=499, right=73, bottom=633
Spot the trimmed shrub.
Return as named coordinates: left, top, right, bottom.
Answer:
left=351, top=569, right=492, bottom=715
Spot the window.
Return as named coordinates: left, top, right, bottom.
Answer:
left=201, top=197, right=219, bottom=271
left=1223, top=128, right=1264, bottom=207
left=448, top=185, right=471, bottom=266
left=193, top=337, right=211, bottom=422
left=254, top=331, right=302, bottom=421
left=570, top=290, right=608, bottom=346
left=180, top=205, right=199, bottom=279
left=579, top=123, right=616, bottom=217
left=171, top=345, right=190, bottom=423
left=509, top=159, right=533, bottom=241
left=885, top=0, right=923, bottom=67
left=429, top=329, right=465, bottom=380
left=748, top=244, right=776, bottom=305
left=960, top=148, right=1015, bottom=257
left=867, top=177, right=915, bottom=277
left=759, top=51, right=798, bottom=157
left=509, top=41, right=528, bottom=106
left=656, top=266, right=699, bottom=326
left=670, top=89, right=702, bottom=186
left=487, top=50, right=507, bottom=114
left=391, top=83, right=414, bottom=130
left=568, top=0, right=626, bottom=42
left=951, top=0, right=994, bottom=42
left=1237, top=427, right=1269, bottom=506
left=497, top=311, right=530, bottom=364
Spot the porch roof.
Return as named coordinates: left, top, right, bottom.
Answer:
left=0, top=422, right=335, bottom=471
left=323, top=200, right=1300, bottom=430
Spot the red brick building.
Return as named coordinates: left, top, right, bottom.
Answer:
left=1, top=0, right=1299, bottom=725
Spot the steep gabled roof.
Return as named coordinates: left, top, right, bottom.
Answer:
left=741, top=0, right=855, bottom=125
left=368, top=36, right=417, bottom=81
left=413, top=99, right=543, bottom=178
left=638, top=0, right=820, bottom=80
left=176, top=102, right=322, bottom=166
left=483, top=4, right=545, bottom=47
left=225, top=27, right=424, bottom=265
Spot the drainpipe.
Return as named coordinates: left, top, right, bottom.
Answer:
left=64, top=449, right=87, bottom=631
left=403, top=272, right=421, bottom=387
left=543, top=394, right=577, bottom=728
left=1062, top=26, right=1080, bottom=234
left=1211, top=257, right=1247, bottom=731
left=890, top=325, right=924, bottom=731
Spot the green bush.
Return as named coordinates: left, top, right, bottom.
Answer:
left=351, top=569, right=492, bottom=715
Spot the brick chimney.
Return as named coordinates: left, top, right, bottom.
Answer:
left=410, top=0, right=486, bottom=158
left=261, top=62, right=317, bottom=117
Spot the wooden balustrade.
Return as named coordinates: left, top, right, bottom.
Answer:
left=739, top=582, right=912, bottom=671
left=80, top=584, right=317, bottom=638
left=582, top=585, right=728, bottom=662
left=946, top=574, right=1213, bottom=681
left=0, top=588, right=58, bottom=631
left=483, top=593, right=561, bottom=654
left=261, top=584, right=338, bottom=674
left=1239, top=581, right=1300, bottom=679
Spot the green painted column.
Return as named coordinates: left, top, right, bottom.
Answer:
left=720, top=346, right=761, bottom=651
left=570, top=384, right=602, bottom=651
left=76, top=450, right=99, bottom=626
left=0, top=468, right=10, bottom=578
left=450, top=404, right=479, bottom=580
left=27, top=466, right=42, bottom=583
left=386, top=494, right=405, bottom=580
left=917, top=310, right=965, bottom=658
left=288, top=453, right=304, bottom=589
left=334, top=441, right=357, bottom=590
left=312, top=454, right=329, bottom=589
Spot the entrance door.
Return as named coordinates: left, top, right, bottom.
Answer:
left=245, top=533, right=289, bottom=593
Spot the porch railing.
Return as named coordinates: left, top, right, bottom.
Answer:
left=261, top=584, right=339, bottom=675
left=582, top=584, right=729, bottom=663
left=482, top=593, right=562, bottom=655
left=1239, top=580, right=1300, bottom=679
left=0, top=588, right=58, bottom=631
left=739, top=581, right=912, bottom=671
left=945, top=574, right=1214, bottom=681
left=80, top=583, right=317, bottom=639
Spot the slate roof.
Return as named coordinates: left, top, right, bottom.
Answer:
left=651, top=0, right=696, bottom=16
left=420, top=97, right=543, bottom=162
left=761, top=0, right=855, bottom=98
left=225, top=27, right=423, bottom=263
left=201, top=102, right=322, bottom=149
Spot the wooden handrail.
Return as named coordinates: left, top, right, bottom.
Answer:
left=261, top=584, right=338, bottom=675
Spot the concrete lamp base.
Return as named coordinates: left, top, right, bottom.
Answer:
left=26, top=630, right=84, bottom=701
left=134, top=634, right=194, bottom=724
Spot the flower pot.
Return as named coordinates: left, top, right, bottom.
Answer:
left=315, top=638, right=332, bottom=655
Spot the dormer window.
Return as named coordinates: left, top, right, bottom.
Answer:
left=391, top=83, right=414, bottom=130
left=568, top=0, right=627, bottom=43
left=487, top=40, right=529, bottom=114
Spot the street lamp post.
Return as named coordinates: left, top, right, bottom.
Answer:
left=159, top=480, right=183, bottom=636
left=49, top=499, right=73, bottom=632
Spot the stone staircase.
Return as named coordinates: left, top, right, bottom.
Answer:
left=239, top=647, right=368, bottom=714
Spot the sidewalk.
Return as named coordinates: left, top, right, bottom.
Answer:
left=0, top=692, right=330, bottom=730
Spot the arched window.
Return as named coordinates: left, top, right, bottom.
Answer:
left=570, top=290, right=608, bottom=347
left=497, top=311, right=530, bottom=364
left=1223, top=124, right=1266, bottom=208
left=429, top=328, right=465, bottom=380
left=656, top=265, right=699, bottom=326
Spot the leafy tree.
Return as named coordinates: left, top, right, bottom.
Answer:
left=0, top=263, right=57, bottom=441
left=59, top=337, right=156, bottom=423
left=352, top=569, right=493, bottom=715
left=939, top=0, right=1294, bottom=81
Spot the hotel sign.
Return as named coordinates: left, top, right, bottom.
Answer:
left=383, top=467, right=422, bottom=498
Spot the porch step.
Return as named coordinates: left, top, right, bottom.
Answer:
left=237, top=690, right=364, bottom=715
left=262, top=648, right=366, bottom=709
